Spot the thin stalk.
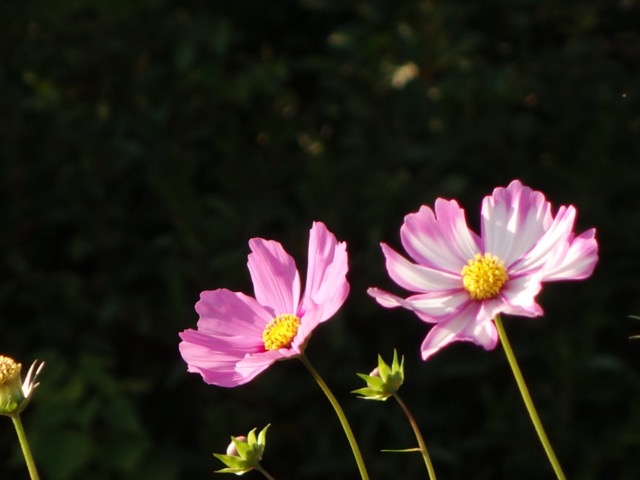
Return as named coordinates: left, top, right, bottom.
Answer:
left=11, top=414, right=40, bottom=480
left=392, top=392, right=437, bottom=480
left=298, top=354, right=370, bottom=480
left=255, top=464, right=277, bottom=480
left=494, top=314, right=567, bottom=480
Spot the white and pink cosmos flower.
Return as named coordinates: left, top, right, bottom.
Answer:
left=179, top=222, right=349, bottom=387
left=368, top=180, right=598, bottom=361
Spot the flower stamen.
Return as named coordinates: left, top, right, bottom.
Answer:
left=0, top=356, right=21, bottom=384
left=461, top=253, right=509, bottom=300
left=263, top=314, right=301, bottom=351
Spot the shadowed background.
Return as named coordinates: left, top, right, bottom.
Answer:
left=1, top=0, right=639, bottom=478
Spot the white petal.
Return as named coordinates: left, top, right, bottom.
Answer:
left=381, top=243, right=461, bottom=292
left=510, top=206, right=577, bottom=274
left=481, top=180, right=552, bottom=264
left=400, top=200, right=480, bottom=273
left=368, top=287, right=468, bottom=324
left=420, top=302, right=498, bottom=360
left=540, top=229, right=598, bottom=281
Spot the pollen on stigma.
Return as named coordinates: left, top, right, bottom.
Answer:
left=263, top=314, right=301, bottom=351
left=461, top=253, right=509, bottom=300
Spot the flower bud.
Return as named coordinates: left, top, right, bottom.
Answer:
left=225, top=435, right=247, bottom=456
left=0, top=356, right=44, bottom=416
left=352, top=350, right=404, bottom=401
left=214, top=425, right=270, bottom=475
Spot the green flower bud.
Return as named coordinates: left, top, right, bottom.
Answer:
left=352, top=350, right=404, bottom=401
left=214, top=424, right=270, bottom=475
left=0, top=356, right=44, bottom=416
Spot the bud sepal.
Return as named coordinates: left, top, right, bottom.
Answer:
left=214, top=424, right=271, bottom=475
left=352, top=350, right=404, bottom=401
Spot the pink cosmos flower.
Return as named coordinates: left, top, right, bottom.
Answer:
left=179, top=222, right=349, bottom=387
left=368, top=180, right=598, bottom=361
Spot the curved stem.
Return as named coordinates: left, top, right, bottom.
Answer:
left=255, top=464, right=277, bottom=480
left=494, top=314, right=567, bottom=480
left=11, top=414, right=40, bottom=480
left=392, top=393, right=437, bottom=480
left=298, top=354, right=370, bottom=480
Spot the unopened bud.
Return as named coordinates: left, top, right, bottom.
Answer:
left=214, top=425, right=270, bottom=475
left=0, top=356, right=44, bottom=416
left=226, top=436, right=247, bottom=456
left=352, top=350, right=404, bottom=401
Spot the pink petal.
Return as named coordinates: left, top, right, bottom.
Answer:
left=236, top=349, right=293, bottom=381
left=300, top=222, right=350, bottom=325
left=195, top=289, right=272, bottom=338
left=367, top=287, right=408, bottom=309
left=294, top=223, right=350, bottom=345
left=419, top=303, right=499, bottom=360
left=509, top=206, right=577, bottom=275
left=400, top=200, right=481, bottom=273
left=179, top=289, right=276, bottom=387
left=540, top=228, right=598, bottom=281
left=499, top=275, right=544, bottom=316
left=179, top=330, right=272, bottom=387
left=367, top=287, right=468, bottom=324
left=481, top=180, right=553, bottom=264
left=381, top=243, right=461, bottom=292
left=499, top=300, right=544, bottom=318
left=247, top=238, right=301, bottom=315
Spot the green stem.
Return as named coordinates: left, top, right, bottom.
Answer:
left=255, top=464, right=277, bottom=480
left=298, top=354, right=370, bottom=480
left=11, top=414, right=40, bottom=480
left=392, top=393, right=437, bottom=480
left=494, top=314, right=567, bottom=480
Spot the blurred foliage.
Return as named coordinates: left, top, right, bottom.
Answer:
left=1, top=0, right=640, bottom=478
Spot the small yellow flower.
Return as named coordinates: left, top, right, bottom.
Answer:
left=0, top=356, right=44, bottom=416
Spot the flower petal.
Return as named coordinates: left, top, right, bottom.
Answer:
left=539, top=228, right=598, bottom=281
left=381, top=243, right=461, bottom=292
left=247, top=238, right=301, bottom=315
left=195, top=289, right=272, bottom=339
left=180, top=290, right=281, bottom=386
left=500, top=275, right=544, bottom=317
left=419, top=303, right=498, bottom=360
left=367, top=287, right=468, bottom=324
left=509, top=205, right=577, bottom=275
left=236, top=349, right=295, bottom=380
left=179, top=330, right=273, bottom=387
left=367, top=287, right=408, bottom=309
left=300, top=222, right=350, bottom=325
left=294, top=222, right=350, bottom=345
left=481, top=180, right=553, bottom=264
left=400, top=200, right=481, bottom=273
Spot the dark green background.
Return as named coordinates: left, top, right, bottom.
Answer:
left=2, top=0, right=639, bottom=478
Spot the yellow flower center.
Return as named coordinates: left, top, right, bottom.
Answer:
left=461, top=253, right=509, bottom=300
left=0, top=356, right=21, bottom=385
left=263, top=314, right=301, bottom=351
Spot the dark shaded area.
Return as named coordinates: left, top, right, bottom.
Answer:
left=1, top=0, right=639, bottom=478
